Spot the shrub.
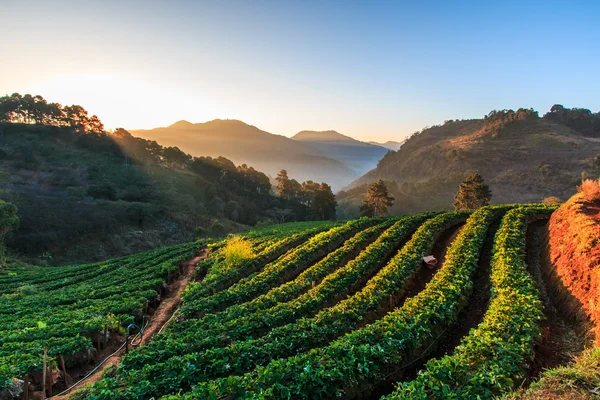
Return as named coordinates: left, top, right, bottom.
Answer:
left=87, top=181, right=117, bottom=200
left=222, top=236, right=254, bottom=267
left=542, top=196, right=562, bottom=205
left=578, top=179, right=600, bottom=202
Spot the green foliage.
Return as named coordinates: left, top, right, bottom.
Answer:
left=0, top=241, right=206, bottom=390
left=86, top=180, right=118, bottom=200
left=360, top=179, right=395, bottom=216
left=0, top=200, right=19, bottom=264
left=454, top=172, right=492, bottom=210
left=310, top=182, right=337, bottom=220
left=0, top=93, right=103, bottom=133
left=388, top=205, right=557, bottom=399
left=544, top=104, right=600, bottom=137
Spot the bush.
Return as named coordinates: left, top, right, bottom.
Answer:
left=87, top=181, right=117, bottom=200
left=542, top=196, right=562, bottom=205
left=579, top=179, right=600, bottom=202
left=222, top=236, right=254, bottom=267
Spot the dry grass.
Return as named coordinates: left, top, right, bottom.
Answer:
left=579, top=179, right=600, bottom=202
left=221, top=236, right=255, bottom=268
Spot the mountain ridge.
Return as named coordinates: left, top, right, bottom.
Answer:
left=131, top=120, right=388, bottom=189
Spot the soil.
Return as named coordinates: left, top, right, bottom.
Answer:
left=524, top=222, right=593, bottom=382
left=393, top=223, right=464, bottom=311
left=48, top=249, right=207, bottom=400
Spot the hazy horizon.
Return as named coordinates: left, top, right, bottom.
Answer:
left=2, top=0, right=599, bottom=142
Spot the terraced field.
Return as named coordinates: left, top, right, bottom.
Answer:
left=3, top=205, right=591, bottom=400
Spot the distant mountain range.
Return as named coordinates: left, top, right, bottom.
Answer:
left=291, top=130, right=389, bottom=177
left=131, top=121, right=392, bottom=189
left=368, top=140, right=405, bottom=151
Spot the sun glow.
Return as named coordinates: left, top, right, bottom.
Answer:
left=25, top=75, right=202, bottom=130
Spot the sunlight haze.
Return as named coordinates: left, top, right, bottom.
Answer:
left=2, top=0, right=599, bottom=141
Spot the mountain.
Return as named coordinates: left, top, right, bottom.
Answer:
left=368, top=140, right=405, bottom=151
left=131, top=120, right=357, bottom=190
left=339, top=106, right=600, bottom=218
left=291, top=130, right=389, bottom=177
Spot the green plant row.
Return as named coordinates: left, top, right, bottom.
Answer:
left=0, top=246, right=193, bottom=322
left=0, top=241, right=206, bottom=391
left=183, top=226, right=331, bottom=305
left=180, top=218, right=380, bottom=318
left=175, top=207, right=501, bottom=399
left=117, top=218, right=399, bottom=374
left=0, top=243, right=191, bottom=295
left=86, top=212, right=456, bottom=399
left=386, top=205, right=556, bottom=400
left=160, top=219, right=397, bottom=340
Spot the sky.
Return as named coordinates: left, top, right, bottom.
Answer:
left=1, top=0, right=599, bottom=142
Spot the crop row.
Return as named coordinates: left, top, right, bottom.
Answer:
left=172, top=207, right=503, bottom=399
left=180, top=217, right=382, bottom=318
left=387, top=205, right=556, bottom=399
left=163, top=218, right=398, bottom=339
left=116, top=217, right=405, bottom=375
left=85, top=212, right=462, bottom=399
left=0, top=241, right=204, bottom=391
left=184, top=225, right=332, bottom=305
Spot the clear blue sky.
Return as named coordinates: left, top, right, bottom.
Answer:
left=1, top=0, right=599, bottom=141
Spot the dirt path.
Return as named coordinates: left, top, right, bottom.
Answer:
left=50, top=250, right=207, bottom=400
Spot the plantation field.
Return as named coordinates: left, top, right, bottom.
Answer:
left=4, top=204, right=594, bottom=400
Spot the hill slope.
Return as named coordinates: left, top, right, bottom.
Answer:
left=340, top=106, right=600, bottom=216
left=292, top=130, right=389, bottom=177
left=0, top=123, right=301, bottom=263
left=131, top=120, right=357, bottom=190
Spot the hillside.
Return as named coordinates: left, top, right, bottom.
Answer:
left=292, top=130, right=389, bottom=177
left=0, top=122, right=304, bottom=264
left=131, top=120, right=358, bottom=190
left=340, top=106, right=600, bottom=217
left=13, top=203, right=590, bottom=400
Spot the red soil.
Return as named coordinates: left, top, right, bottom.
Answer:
left=549, top=190, right=600, bottom=342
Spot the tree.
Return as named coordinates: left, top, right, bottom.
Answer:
left=300, top=180, right=320, bottom=206
left=453, top=173, right=492, bottom=210
left=360, top=179, right=395, bottom=216
left=267, top=207, right=294, bottom=224
left=275, top=170, right=295, bottom=200
left=0, top=200, right=19, bottom=264
left=311, top=183, right=337, bottom=220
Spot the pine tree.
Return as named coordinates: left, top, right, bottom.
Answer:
left=275, top=170, right=293, bottom=200
left=360, top=179, right=394, bottom=216
left=311, top=183, right=337, bottom=220
left=453, top=173, right=492, bottom=210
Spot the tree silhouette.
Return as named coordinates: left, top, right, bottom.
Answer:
left=311, top=183, right=337, bottom=220
left=276, top=170, right=294, bottom=200
left=453, top=173, right=492, bottom=210
left=360, top=179, right=394, bottom=216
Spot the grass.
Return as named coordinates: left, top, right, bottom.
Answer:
left=505, top=347, right=600, bottom=399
